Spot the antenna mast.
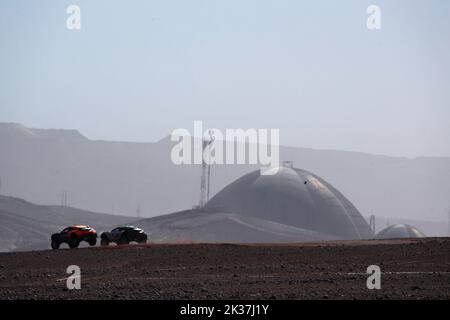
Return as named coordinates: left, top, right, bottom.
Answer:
left=448, top=208, right=450, bottom=237
left=61, top=190, right=68, bottom=207
left=137, top=204, right=141, bottom=218
left=60, top=190, right=68, bottom=215
left=369, top=214, right=376, bottom=237
left=199, top=130, right=214, bottom=210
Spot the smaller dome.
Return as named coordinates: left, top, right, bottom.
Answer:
left=375, top=224, right=426, bottom=239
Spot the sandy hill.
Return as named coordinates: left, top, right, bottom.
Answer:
left=136, top=209, right=338, bottom=243
left=0, top=122, right=449, bottom=234
left=0, top=195, right=134, bottom=252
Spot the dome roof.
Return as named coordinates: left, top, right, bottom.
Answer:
left=375, top=224, right=426, bottom=239
left=207, top=167, right=372, bottom=240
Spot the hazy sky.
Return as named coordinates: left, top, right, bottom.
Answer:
left=1, top=0, right=449, bottom=158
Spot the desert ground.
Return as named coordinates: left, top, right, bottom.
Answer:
left=0, top=238, right=449, bottom=300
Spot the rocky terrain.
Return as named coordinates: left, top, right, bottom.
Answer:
left=0, top=238, right=448, bottom=300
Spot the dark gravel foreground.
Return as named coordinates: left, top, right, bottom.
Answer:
left=0, top=238, right=449, bottom=300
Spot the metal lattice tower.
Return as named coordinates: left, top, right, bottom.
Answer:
left=282, top=160, right=293, bottom=168
left=60, top=190, right=68, bottom=215
left=199, top=131, right=214, bottom=209
left=207, top=155, right=212, bottom=205
left=369, top=214, right=376, bottom=237
left=448, top=208, right=450, bottom=237
left=61, top=190, right=68, bottom=207
left=137, top=204, right=141, bottom=218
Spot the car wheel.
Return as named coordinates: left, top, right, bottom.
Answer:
left=118, top=234, right=129, bottom=245
left=51, top=240, right=60, bottom=250
left=68, top=237, right=79, bottom=249
left=88, top=237, right=97, bottom=246
left=100, top=238, right=109, bottom=246
left=137, top=236, right=147, bottom=244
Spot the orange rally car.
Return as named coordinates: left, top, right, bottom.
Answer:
left=51, top=225, right=97, bottom=249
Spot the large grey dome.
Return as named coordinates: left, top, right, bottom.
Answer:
left=207, top=167, right=372, bottom=240
left=376, top=224, right=426, bottom=239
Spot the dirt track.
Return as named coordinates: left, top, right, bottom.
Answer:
left=0, top=238, right=449, bottom=300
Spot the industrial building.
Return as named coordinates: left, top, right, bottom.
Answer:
left=207, top=166, right=373, bottom=240
left=142, top=165, right=376, bottom=242
left=376, top=224, right=426, bottom=239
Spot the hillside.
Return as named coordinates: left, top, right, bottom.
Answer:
left=0, top=123, right=449, bottom=232
left=136, top=209, right=338, bottom=243
left=0, top=195, right=134, bottom=252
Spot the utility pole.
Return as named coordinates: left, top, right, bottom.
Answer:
left=282, top=160, right=293, bottom=168
left=369, top=214, right=376, bottom=237
left=136, top=204, right=141, bottom=218
left=447, top=208, right=450, bottom=237
left=199, top=131, right=214, bottom=210
left=206, top=150, right=212, bottom=205
left=61, top=190, right=68, bottom=207
left=60, top=190, right=68, bottom=215
left=0, top=176, right=2, bottom=195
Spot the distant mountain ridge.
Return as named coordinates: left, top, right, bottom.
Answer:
left=0, top=122, right=87, bottom=141
left=0, top=122, right=449, bottom=232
